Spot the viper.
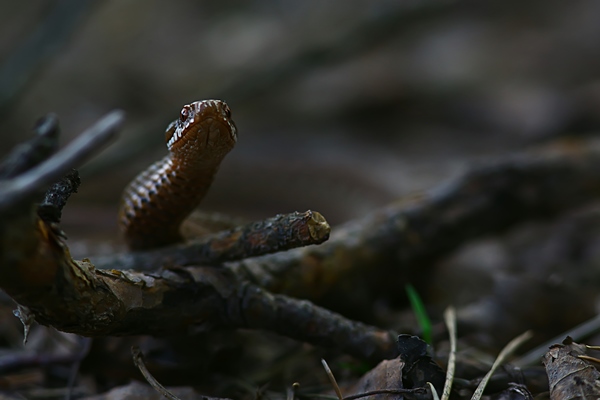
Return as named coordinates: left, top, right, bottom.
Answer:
left=118, top=100, right=237, bottom=250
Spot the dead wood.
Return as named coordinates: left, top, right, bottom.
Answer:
left=0, top=209, right=397, bottom=362
left=91, top=210, right=330, bottom=270
left=0, top=114, right=397, bottom=364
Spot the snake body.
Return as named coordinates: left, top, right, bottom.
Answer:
left=119, top=100, right=237, bottom=250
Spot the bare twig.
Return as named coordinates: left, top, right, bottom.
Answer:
left=91, top=210, right=330, bottom=270
left=0, top=110, right=123, bottom=212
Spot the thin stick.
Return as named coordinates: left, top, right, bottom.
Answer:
left=470, top=331, right=533, bottom=400
left=441, top=306, right=457, bottom=400
left=321, top=359, right=343, bottom=400
left=131, top=346, right=181, bottom=400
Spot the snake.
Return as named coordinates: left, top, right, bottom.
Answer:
left=118, top=100, right=237, bottom=250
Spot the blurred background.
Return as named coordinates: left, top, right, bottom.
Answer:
left=3, top=0, right=600, bottom=257
left=3, top=0, right=600, bottom=396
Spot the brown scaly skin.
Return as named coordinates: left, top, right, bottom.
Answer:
left=118, top=100, right=237, bottom=250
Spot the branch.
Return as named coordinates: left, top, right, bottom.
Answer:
left=0, top=110, right=123, bottom=213
left=0, top=216, right=396, bottom=362
left=235, top=279, right=397, bottom=362
left=91, top=210, right=330, bottom=270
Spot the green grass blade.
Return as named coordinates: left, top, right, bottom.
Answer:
left=405, top=283, right=432, bottom=344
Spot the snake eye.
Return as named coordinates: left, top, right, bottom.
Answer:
left=180, top=106, right=189, bottom=122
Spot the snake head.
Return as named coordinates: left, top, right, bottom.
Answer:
left=166, top=99, right=237, bottom=153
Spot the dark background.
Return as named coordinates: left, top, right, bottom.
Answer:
left=2, top=1, right=600, bottom=396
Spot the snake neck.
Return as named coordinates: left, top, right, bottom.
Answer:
left=119, top=154, right=222, bottom=250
